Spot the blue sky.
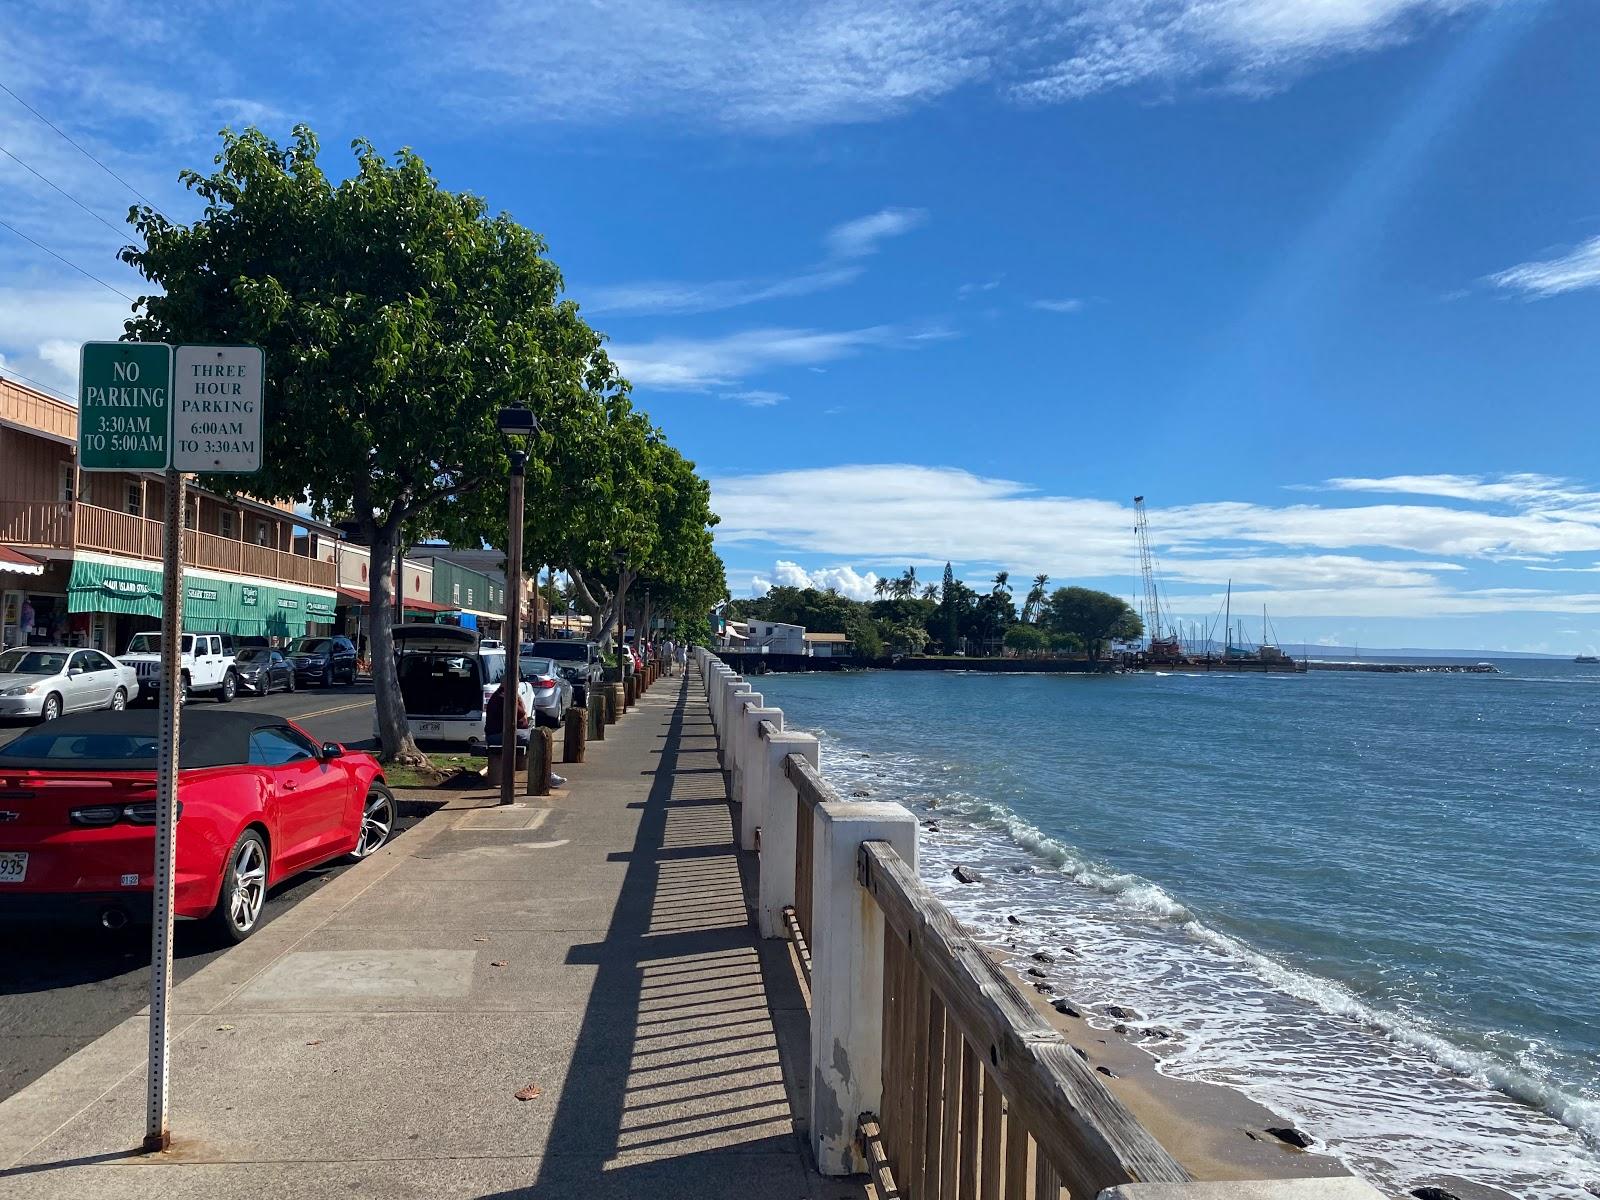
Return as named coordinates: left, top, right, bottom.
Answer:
left=3, top=1, right=1600, bottom=652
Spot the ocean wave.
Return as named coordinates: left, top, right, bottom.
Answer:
left=812, top=738, right=1600, bottom=1198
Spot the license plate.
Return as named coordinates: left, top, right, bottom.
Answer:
left=417, top=722, right=441, bottom=733
left=0, top=851, right=27, bottom=884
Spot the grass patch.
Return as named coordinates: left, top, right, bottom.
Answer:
left=382, top=752, right=485, bottom=789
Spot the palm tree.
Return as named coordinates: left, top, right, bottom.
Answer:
left=921, top=583, right=938, bottom=601
left=1022, top=573, right=1050, bottom=623
left=992, top=570, right=1010, bottom=596
left=873, top=577, right=889, bottom=599
left=892, top=566, right=917, bottom=600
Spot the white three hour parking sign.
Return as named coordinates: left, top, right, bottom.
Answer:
left=170, top=344, right=264, bottom=474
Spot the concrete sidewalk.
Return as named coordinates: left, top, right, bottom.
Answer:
left=0, top=669, right=862, bottom=1198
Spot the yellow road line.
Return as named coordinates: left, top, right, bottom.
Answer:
left=294, top=699, right=374, bottom=719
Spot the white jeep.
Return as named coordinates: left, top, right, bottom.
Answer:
left=120, top=632, right=240, bottom=703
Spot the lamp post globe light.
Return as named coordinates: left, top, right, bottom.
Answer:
left=497, top=404, right=537, bottom=806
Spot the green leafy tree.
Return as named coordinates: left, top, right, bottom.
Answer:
left=123, top=126, right=629, bottom=764
left=845, top=614, right=885, bottom=659
left=1041, top=586, right=1143, bottom=658
left=1003, top=624, right=1047, bottom=656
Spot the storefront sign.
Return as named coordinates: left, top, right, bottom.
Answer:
left=185, top=586, right=219, bottom=603
left=241, top=585, right=259, bottom=607
left=276, top=597, right=298, bottom=609
left=307, top=601, right=334, bottom=618
left=103, top=577, right=153, bottom=599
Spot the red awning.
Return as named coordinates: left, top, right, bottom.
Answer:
left=0, top=546, right=46, bottom=576
left=335, top=587, right=451, bottom=614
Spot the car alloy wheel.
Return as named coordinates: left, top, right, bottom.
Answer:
left=351, top=785, right=396, bottom=859
left=40, top=693, right=62, bottom=722
left=219, top=672, right=236, bottom=703
left=109, top=688, right=127, bottom=711
left=212, top=830, right=268, bottom=943
left=322, top=663, right=333, bottom=688
left=286, top=671, right=296, bottom=693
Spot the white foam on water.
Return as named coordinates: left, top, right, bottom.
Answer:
left=817, top=738, right=1600, bottom=1200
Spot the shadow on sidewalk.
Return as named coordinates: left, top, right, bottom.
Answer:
left=482, top=675, right=827, bottom=1199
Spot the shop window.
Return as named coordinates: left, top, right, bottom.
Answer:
left=58, top=462, right=73, bottom=503
left=184, top=500, right=198, bottom=531
left=219, top=510, right=235, bottom=538
left=125, top=483, right=141, bottom=516
left=255, top=520, right=271, bottom=546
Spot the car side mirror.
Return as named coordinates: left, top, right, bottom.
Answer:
left=320, top=742, right=344, bottom=759
left=68, top=666, right=82, bottom=676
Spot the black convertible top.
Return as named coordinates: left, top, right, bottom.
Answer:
left=0, top=709, right=291, bottom=771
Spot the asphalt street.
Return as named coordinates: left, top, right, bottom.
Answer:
left=0, top=684, right=441, bottom=1102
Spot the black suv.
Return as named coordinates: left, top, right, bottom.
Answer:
left=527, top=639, right=603, bottom=705
left=286, top=635, right=358, bottom=687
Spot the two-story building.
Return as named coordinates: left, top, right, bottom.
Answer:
left=0, top=376, right=340, bottom=652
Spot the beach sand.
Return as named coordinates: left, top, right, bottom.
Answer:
left=992, top=948, right=1352, bottom=1184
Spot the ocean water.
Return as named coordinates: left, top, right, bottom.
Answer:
left=752, top=661, right=1600, bottom=1200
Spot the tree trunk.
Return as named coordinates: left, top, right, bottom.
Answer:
left=367, top=519, right=425, bottom=765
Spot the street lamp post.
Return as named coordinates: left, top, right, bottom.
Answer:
left=612, top=547, right=628, bottom=661
left=498, top=403, right=538, bottom=807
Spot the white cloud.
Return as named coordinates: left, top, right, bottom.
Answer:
left=1487, top=235, right=1600, bottom=299
left=708, top=463, right=1600, bottom=620
left=725, top=390, right=786, bottom=407
left=586, top=207, right=925, bottom=318
left=609, top=324, right=938, bottom=390
left=1030, top=297, right=1085, bottom=313
left=824, top=207, right=929, bottom=258
left=393, top=1, right=1495, bottom=132
left=0, top=285, right=132, bottom=396
left=750, top=559, right=883, bottom=601
left=957, top=277, right=1002, bottom=298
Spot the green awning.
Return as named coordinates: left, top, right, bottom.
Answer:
left=67, top=560, right=337, bottom=637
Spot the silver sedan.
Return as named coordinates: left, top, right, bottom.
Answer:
left=0, top=647, right=141, bottom=722
left=519, top=656, right=574, bottom=728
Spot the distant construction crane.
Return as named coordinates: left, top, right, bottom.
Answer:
left=1133, top=495, right=1183, bottom=662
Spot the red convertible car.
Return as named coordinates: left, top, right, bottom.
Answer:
left=0, top=709, right=395, bottom=942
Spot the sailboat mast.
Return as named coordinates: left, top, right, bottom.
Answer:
left=1223, top=580, right=1231, bottom=661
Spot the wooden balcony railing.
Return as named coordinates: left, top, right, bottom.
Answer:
left=1, top=500, right=334, bottom=590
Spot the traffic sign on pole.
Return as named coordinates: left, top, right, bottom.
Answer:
left=170, top=344, right=264, bottom=473
left=78, top=342, right=172, bottom=472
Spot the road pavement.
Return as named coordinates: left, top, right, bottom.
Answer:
left=0, top=685, right=424, bottom=1103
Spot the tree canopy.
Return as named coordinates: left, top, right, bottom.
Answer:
left=122, top=125, right=723, bottom=759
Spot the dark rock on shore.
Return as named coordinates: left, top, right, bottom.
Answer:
left=851, top=788, right=872, bottom=797
left=1113, top=1023, right=1129, bottom=1034
left=1104, top=1005, right=1141, bottom=1021
left=1266, top=1126, right=1315, bottom=1149
left=1006, top=914, right=1022, bottom=925
left=1411, top=1189, right=1465, bottom=1200
left=1030, top=951, right=1056, bottom=965
left=1026, top=966, right=1047, bottom=978
left=1095, top=1065, right=1118, bottom=1078
left=1072, top=1046, right=1087, bottom=1060
left=1052, top=999, right=1083, bottom=1018
left=922, top=820, right=940, bottom=831
left=1034, top=981, right=1054, bottom=993
left=952, top=865, right=983, bottom=884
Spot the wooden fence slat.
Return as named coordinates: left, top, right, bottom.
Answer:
left=908, top=968, right=930, bottom=1200
left=940, top=1020, right=962, bottom=1200
left=1035, top=1153, right=1061, bottom=1200
left=883, top=930, right=904, bottom=1174
left=923, top=989, right=947, bottom=1200
left=979, top=1069, right=1002, bottom=1200
left=1003, top=1116, right=1029, bottom=1200
left=957, top=1038, right=979, bottom=1200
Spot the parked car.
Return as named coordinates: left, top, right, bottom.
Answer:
left=519, top=655, right=574, bottom=728
left=0, top=708, right=395, bottom=940
left=232, top=648, right=295, bottom=696
left=390, top=625, right=534, bottom=747
left=286, top=636, right=357, bottom=688
left=120, top=632, right=238, bottom=703
left=0, top=647, right=140, bottom=721
left=527, top=639, right=603, bottom=705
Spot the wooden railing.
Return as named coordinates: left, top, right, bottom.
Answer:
left=0, top=500, right=73, bottom=548
left=786, top=752, right=825, bottom=951
left=860, top=839, right=1190, bottom=1198
left=3, top=499, right=335, bottom=589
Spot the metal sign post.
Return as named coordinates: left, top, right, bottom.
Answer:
left=79, top=339, right=263, bottom=1153
left=144, top=466, right=185, bottom=1152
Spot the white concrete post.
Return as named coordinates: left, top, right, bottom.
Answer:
left=712, top=670, right=737, bottom=733
left=733, top=706, right=782, bottom=850
left=754, top=731, right=817, bottom=933
left=809, top=800, right=918, bottom=1175
left=720, top=681, right=750, bottom=767
left=1098, top=1183, right=1387, bottom=1200
left=728, top=691, right=763, bottom=806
